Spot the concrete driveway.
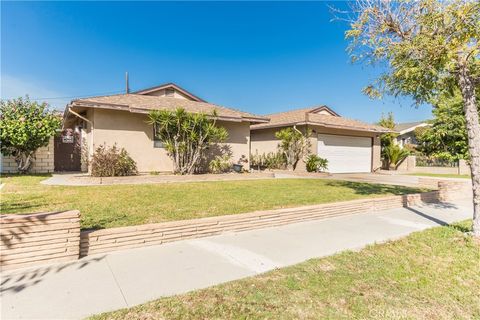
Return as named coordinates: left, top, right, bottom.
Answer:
left=0, top=196, right=473, bottom=320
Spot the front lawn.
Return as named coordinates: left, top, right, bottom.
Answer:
left=90, top=221, right=480, bottom=320
left=1, top=175, right=425, bottom=230
left=408, top=173, right=471, bottom=179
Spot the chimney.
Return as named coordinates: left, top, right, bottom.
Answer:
left=125, top=72, right=130, bottom=94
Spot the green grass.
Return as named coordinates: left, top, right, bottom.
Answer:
left=90, top=221, right=480, bottom=320
left=408, top=173, right=471, bottom=179
left=1, top=174, right=425, bottom=230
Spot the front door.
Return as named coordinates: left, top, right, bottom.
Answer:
left=54, top=130, right=82, bottom=172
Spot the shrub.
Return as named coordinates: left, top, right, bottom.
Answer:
left=90, top=144, right=138, bottom=177
left=148, top=108, right=228, bottom=175
left=306, top=155, right=328, bottom=172
left=275, top=127, right=311, bottom=170
left=384, top=144, right=410, bottom=170
left=209, top=155, right=232, bottom=173
left=250, top=151, right=286, bottom=170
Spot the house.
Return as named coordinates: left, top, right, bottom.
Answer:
left=61, top=83, right=268, bottom=172
left=250, top=106, right=390, bottom=173
left=394, top=121, right=429, bottom=148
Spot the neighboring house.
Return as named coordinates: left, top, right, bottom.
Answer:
left=250, top=106, right=390, bottom=173
left=394, top=121, right=430, bottom=148
left=62, top=83, right=268, bottom=172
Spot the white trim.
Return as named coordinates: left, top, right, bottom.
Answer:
left=398, top=123, right=429, bottom=135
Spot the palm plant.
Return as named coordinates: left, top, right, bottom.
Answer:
left=384, top=144, right=410, bottom=170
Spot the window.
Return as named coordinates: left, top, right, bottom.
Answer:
left=152, top=124, right=164, bottom=148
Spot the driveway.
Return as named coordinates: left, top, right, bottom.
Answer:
left=1, top=196, right=473, bottom=320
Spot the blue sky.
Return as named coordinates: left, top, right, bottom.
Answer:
left=1, top=1, right=432, bottom=123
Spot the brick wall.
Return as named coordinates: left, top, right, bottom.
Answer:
left=79, top=191, right=440, bottom=257
left=1, top=137, right=55, bottom=174
left=0, top=181, right=465, bottom=270
left=0, top=210, right=80, bottom=271
left=438, top=180, right=473, bottom=201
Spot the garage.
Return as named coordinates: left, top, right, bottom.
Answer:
left=317, top=134, right=372, bottom=173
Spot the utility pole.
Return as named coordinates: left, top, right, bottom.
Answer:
left=125, top=72, right=130, bottom=94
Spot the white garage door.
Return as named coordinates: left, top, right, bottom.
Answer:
left=317, top=134, right=372, bottom=173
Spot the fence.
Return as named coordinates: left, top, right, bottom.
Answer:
left=396, top=155, right=470, bottom=175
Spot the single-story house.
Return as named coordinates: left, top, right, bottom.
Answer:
left=394, top=121, right=430, bottom=148
left=62, top=83, right=268, bottom=172
left=250, top=106, right=390, bottom=173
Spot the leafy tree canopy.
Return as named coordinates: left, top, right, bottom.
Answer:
left=0, top=96, right=61, bottom=172
left=416, top=90, right=479, bottom=162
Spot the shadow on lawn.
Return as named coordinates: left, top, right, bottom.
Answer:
left=324, top=180, right=423, bottom=196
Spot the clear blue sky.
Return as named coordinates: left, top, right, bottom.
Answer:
left=1, top=1, right=432, bottom=123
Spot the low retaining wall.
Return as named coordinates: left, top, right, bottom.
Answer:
left=2, top=180, right=467, bottom=270
left=79, top=191, right=440, bottom=257
left=438, top=180, right=472, bottom=201
left=0, top=210, right=80, bottom=271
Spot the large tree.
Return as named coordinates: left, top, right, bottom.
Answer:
left=0, top=96, right=61, bottom=173
left=343, top=0, right=480, bottom=236
left=416, top=89, right=479, bottom=162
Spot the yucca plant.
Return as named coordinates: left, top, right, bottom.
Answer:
left=148, top=108, right=228, bottom=174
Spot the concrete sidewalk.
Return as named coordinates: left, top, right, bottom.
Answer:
left=1, top=197, right=473, bottom=320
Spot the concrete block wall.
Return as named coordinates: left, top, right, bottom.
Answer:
left=0, top=181, right=464, bottom=270
left=1, top=137, right=55, bottom=174
left=0, top=210, right=81, bottom=271
left=79, top=191, right=441, bottom=257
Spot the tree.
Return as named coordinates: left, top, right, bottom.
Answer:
left=343, top=0, right=480, bottom=236
left=416, top=89, right=479, bottom=162
left=275, top=127, right=311, bottom=170
left=147, top=108, right=228, bottom=175
left=0, top=96, right=61, bottom=173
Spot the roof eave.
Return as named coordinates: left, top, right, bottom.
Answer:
left=252, top=120, right=390, bottom=133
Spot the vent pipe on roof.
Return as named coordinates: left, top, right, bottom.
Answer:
left=125, top=72, right=130, bottom=94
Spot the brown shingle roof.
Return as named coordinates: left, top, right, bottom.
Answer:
left=251, top=107, right=389, bottom=133
left=70, top=94, right=268, bottom=123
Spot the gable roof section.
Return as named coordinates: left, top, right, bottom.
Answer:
left=133, top=83, right=206, bottom=102
left=251, top=106, right=389, bottom=133
left=69, top=93, right=268, bottom=123
left=394, top=121, right=429, bottom=134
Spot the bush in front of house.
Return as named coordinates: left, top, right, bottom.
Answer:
left=209, top=154, right=232, bottom=173
left=275, top=127, right=311, bottom=171
left=147, top=108, right=228, bottom=175
left=250, top=151, right=287, bottom=170
left=90, top=144, right=138, bottom=177
left=306, top=154, right=328, bottom=172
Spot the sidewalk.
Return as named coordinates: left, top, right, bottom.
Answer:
left=1, top=197, right=473, bottom=320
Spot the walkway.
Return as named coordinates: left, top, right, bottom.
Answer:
left=1, top=197, right=473, bottom=320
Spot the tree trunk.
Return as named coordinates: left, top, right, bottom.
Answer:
left=458, top=64, right=480, bottom=237
left=15, top=151, right=34, bottom=173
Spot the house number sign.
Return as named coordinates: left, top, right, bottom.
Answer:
left=62, top=135, right=74, bottom=143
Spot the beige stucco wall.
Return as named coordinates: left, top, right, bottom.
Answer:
left=87, top=108, right=251, bottom=173
left=250, top=125, right=382, bottom=172
left=1, top=137, right=55, bottom=174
